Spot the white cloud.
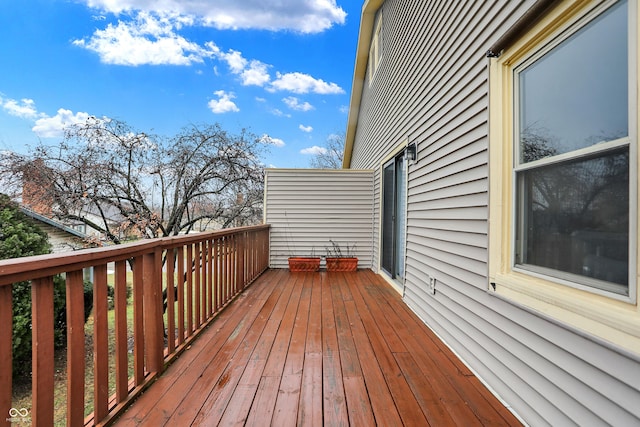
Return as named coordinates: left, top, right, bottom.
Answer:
left=270, top=108, right=291, bottom=118
left=339, top=105, right=349, bottom=114
left=299, top=124, right=313, bottom=133
left=241, top=61, right=271, bottom=86
left=2, top=98, right=40, bottom=119
left=283, top=96, right=314, bottom=112
left=0, top=95, right=92, bottom=138
left=269, top=72, right=344, bottom=94
left=259, top=134, right=285, bottom=147
left=81, top=0, right=346, bottom=33
left=32, top=109, right=90, bottom=138
left=73, top=10, right=345, bottom=98
left=73, top=12, right=213, bottom=65
left=217, top=48, right=246, bottom=73
left=208, top=90, right=239, bottom=113
left=300, top=145, right=327, bottom=155
left=212, top=47, right=271, bottom=87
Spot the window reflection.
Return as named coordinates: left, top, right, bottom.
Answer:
left=518, top=0, right=627, bottom=164
left=516, top=149, right=629, bottom=291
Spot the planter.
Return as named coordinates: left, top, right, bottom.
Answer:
left=326, top=257, right=358, bottom=272
left=288, top=257, right=321, bottom=272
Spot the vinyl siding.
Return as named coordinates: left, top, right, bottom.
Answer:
left=264, top=169, right=375, bottom=269
left=33, top=222, right=85, bottom=253
left=348, top=0, right=640, bottom=425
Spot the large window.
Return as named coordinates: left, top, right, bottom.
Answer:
left=488, top=0, right=638, bottom=351
left=514, top=0, right=630, bottom=295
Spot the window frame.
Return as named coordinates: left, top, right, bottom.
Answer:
left=511, top=1, right=632, bottom=295
left=488, top=0, right=639, bottom=352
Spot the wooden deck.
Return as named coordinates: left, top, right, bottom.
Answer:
left=113, top=269, right=521, bottom=426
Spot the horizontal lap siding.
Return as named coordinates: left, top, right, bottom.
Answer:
left=264, top=169, right=375, bottom=269
left=349, top=0, right=640, bottom=425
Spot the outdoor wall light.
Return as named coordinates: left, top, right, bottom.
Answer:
left=406, top=142, right=418, bottom=163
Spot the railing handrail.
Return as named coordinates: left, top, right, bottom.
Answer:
left=0, top=224, right=270, bottom=286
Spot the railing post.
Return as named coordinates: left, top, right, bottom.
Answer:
left=143, top=248, right=164, bottom=374
left=238, top=231, right=246, bottom=289
left=177, top=247, right=185, bottom=345
left=0, top=286, right=11, bottom=427
left=32, top=277, right=54, bottom=426
left=194, top=242, right=201, bottom=329
left=114, top=260, right=129, bottom=402
left=93, top=264, right=109, bottom=421
left=166, top=250, right=176, bottom=354
left=186, top=244, right=194, bottom=335
left=212, top=238, right=219, bottom=312
left=133, top=256, right=145, bottom=385
left=66, top=270, right=85, bottom=427
left=207, top=239, right=213, bottom=318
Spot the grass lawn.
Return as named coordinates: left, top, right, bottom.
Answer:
left=11, top=303, right=136, bottom=426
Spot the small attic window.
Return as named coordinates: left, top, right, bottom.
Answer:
left=368, top=10, right=382, bottom=84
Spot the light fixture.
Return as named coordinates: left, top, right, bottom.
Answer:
left=406, top=142, right=418, bottom=163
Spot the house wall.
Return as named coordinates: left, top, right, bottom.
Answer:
left=33, top=222, right=85, bottom=253
left=264, top=169, right=375, bottom=269
left=348, top=0, right=640, bottom=425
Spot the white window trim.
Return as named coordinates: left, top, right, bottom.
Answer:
left=488, top=0, right=640, bottom=354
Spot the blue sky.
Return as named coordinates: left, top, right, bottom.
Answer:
left=0, top=0, right=360, bottom=168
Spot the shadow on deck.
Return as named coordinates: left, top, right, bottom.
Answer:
left=113, top=269, right=521, bottom=426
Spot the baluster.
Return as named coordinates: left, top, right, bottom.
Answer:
left=66, top=270, right=85, bottom=427
left=114, top=260, right=129, bottom=402
left=31, top=277, right=54, bottom=426
left=93, top=264, right=109, bottom=421
left=0, top=285, right=12, bottom=427
left=133, top=256, right=144, bottom=385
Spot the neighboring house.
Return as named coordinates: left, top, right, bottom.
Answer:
left=20, top=207, right=88, bottom=253
left=266, top=0, right=640, bottom=425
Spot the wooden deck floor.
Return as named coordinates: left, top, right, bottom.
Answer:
left=113, top=269, right=521, bottom=426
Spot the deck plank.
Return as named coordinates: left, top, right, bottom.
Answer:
left=321, top=274, right=349, bottom=426
left=112, top=269, right=522, bottom=427
left=187, top=270, right=299, bottom=426
left=340, top=285, right=404, bottom=425
left=115, top=269, right=286, bottom=426
left=347, top=272, right=430, bottom=426
left=359, top=269, right=521, bottom=426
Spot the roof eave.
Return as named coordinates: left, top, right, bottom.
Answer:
left=343, top=0, right=384, bottom=169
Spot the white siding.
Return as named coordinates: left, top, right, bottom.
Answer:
left=264, top=169, right=375, bottom=269
left=34, top=222, right=85, bottom=253
left=349, top=0, right=640, bottom=425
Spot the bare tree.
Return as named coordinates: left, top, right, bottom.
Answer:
left=0, top=118, right=267, bottom=244
left=309, top=132, right=345, bottom=169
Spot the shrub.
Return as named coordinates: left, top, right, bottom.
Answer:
left=0, top=194, right=94, bottom=382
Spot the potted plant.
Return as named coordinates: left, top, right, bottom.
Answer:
left=288, top=255, right=321, bottom=272
left=287, top=245, right=320, bottom=272
left=283, top=211, right=321, bottom=271
left=325, top=240, right=358, bottom=272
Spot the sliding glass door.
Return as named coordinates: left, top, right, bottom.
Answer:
left=381, top=154, right=407, bottom=281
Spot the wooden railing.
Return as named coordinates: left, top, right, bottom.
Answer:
left=0, top=224, right=270, bottom=426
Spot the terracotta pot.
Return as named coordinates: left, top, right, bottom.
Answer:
left=326, top=257, right=358, bottom=272
left=288, top=257, right=321, bottom=272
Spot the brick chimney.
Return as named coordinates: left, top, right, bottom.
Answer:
left=22, top=159, right=53, bottom=216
